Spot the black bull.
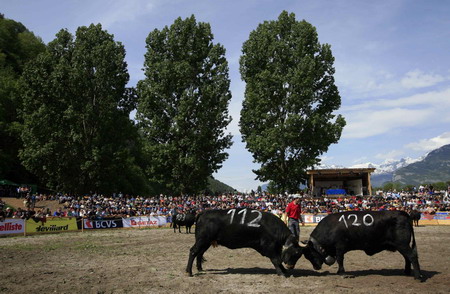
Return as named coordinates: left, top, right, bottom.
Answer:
left=172, top=212, right=196, bottom=233
left=304, top=210, right=423, bottom=281
left=186, top=208, right=310, bottom=277
left=410, top=209, right=421, bottom=227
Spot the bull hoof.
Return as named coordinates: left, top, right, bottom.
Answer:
left=185, top=272, right=193, bottom=277
left=415, top=275, right=425, bottom=282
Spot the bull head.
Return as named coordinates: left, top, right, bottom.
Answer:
left=309, top=237, right=336, bottom=266
left=282, top=236, right=303, bottom=269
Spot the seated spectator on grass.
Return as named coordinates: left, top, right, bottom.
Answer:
left=53, top=208, right=65, bottom=217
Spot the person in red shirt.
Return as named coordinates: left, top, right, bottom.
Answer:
left=285, top=196, right=304, bottom=241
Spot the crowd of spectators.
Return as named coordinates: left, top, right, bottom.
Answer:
left=1, top=188, right=449, bottom=222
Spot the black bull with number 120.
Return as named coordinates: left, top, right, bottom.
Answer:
left=303, top=210, right=424, bottom=281
left=186, top=208, right=318, bottom=277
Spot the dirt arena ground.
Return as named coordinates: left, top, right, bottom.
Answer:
left=1, top=225, right=449, bottom=294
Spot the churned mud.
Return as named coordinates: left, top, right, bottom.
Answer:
left=0, top=226, right=449, bottom=294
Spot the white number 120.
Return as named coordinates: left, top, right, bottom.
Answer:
left=339, top=214, right=374, bottom=228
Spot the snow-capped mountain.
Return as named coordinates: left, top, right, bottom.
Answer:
left=352, top=157, right=423, bottom=175
left=316, top=156, right=423, bottom=187
left=315, top=157, right=421, bottom=174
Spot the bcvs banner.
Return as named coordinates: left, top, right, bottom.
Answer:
left=303, top=214, right=328, bottom=224
left=83, top=219, right=123, bottom=229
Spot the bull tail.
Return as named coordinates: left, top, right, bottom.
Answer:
left=410, top=222, right=418, bottom=255
left=194, top=211, right=203, bottom=235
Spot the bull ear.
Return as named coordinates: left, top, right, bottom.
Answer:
left=284, top=236, right=295, bottom=249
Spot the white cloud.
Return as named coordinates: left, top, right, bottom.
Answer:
left=342, top=107, right=430, bottom=139
left=401, top=69, right=446, bottom=89
left=351, top=156, right=368, bottom=164
left=336, top=65, right=449, bottom=100
left=341, top=87, right=450, bottom=139
left=405, top=132, right=450, bottom=152
left=319, top=155, right=334, bottom=164
left=82, top=0, right=161, bottom=29
left=344, top=87, right=450, bottom=111
left=375, top=149, right=404, bottom=160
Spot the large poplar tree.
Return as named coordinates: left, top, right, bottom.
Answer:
left=240, top=11, right=346, bottom=193
left=137, top=15, right=232, bottom=195
left=0, top=14, right=45, bottom=182
left=20, top=24, right=147, bottom=194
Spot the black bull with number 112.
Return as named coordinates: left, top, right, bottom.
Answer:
left=186, top=208, right=318, bottom=277
left=303, top=210, right=424, bottom=281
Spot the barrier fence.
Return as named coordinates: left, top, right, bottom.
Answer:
left=1, top=212, right=449, bottom=237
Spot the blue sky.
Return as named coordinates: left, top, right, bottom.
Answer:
left=3, top=0, right=450, bottom=192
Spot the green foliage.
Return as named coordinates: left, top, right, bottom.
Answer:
left=267, top=181, right=281, bottom=195
left=20, top=24, right=148, bottom=195
left=256, top=185, right=262, bottom=194
left=378, top=180, right=449, bottom=193
left=137, top=15, right=233, bottom=195
left=0, top=14, right=45, bottom=182
left=206, top=177, right=236, bottom=194
left=381, top=181, right=404, bottom=192
left=432, top=182, right=448, bottom=191
left=239, top=11, right=346, bottom=193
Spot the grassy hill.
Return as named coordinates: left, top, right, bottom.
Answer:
left=207, top=177, right=236, bottom=194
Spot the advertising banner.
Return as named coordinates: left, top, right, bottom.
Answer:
left=83, top=218, right=123, bottom=229
left=122, top=216, right=167, bottom=228
left=26, top=217, right=78, bottom=233
left=303, top=214, right=328, bottom=224
left=419, top=212, right=450, bottom=225
left=420, top=212, right=450, bottom=220
left=0, top=219, right=25, bottom=235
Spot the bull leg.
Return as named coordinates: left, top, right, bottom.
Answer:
left=402, top=254, right=412, bottom=275
left=186, top=246, right=197, bottom=276
left=269, top=256, right=288, bottom=277
left=186, top=243, right=200, bottom=276
left=397, top=246, right=423, bottom=280
left=196, top=246, right=211, bottom=272
left=336, top=250, right=346, bottom=275
left=186, top=241, right=211, bottom=276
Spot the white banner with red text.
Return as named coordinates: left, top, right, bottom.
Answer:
left=122, top=216, right=167, bottom=228
left=0, top=218, right=25, bottom=235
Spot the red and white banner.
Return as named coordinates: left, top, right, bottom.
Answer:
left=303, top=214, right=328, bottom=224
left=0, top=219, right=25, bottom=235
left=122, top=216, right=167, bottom=228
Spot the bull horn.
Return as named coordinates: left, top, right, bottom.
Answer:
left=324, top=256, right=336, bottom=266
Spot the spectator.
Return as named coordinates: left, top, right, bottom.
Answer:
left=53, top=208, right=64, bottom=217
left=5, top=207, right=14, bottom=218
left=285, top=196, right=304, bottom=241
